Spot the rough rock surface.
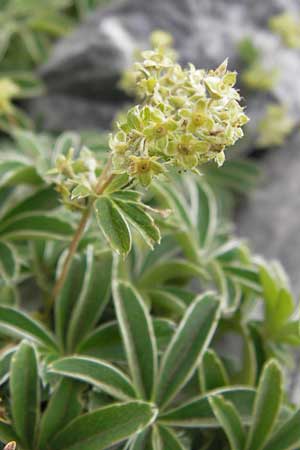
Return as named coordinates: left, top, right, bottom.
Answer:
left=237, top=130, right=300, bottom=295
left=27, top=0, right=300, bottom=133
left=236, top=129, right=300, bottom=402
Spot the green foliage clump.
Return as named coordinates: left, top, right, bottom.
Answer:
left=257, top=104, right=296, bottom=148
left=238, top=37, right=279, bottom=92
left=0, top=32, right=299, bottom=450
left=269, top=12, right=300, bottom=48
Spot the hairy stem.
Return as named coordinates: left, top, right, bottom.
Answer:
left=51, top=160, right=114, bottom=301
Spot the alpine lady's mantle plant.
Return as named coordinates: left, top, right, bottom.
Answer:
left=49, top=31, right=248, bottom=294
left=0, top=31, right=300, bottom=450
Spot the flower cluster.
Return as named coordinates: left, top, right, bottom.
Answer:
left=110, top=31, right=249, bottom=186
left=269, top=13, right=300, bottom=48
left=48, top=147, right=100, bottom=210
left=257, top=104, right=296, bottom=148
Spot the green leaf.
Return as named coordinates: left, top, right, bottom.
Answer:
left=0, top=213, right=74, bottom=240
left=223, top=264, right=261, bottom=293
left=77, top=318, right=175, bottom=361
left=0, top=420, right=18, bottom=445
left=263, top=409, right=300, bottom=450
left=204, top=159, right=260, bottom=194
left=12, top=129, right=42, bottom=160
left=0, top=241, right=19, bottom=280
left=199, top=349, right=229, bottom=392
left=152, top=181, right=192, bottom=229
left=195, top=181, right=217, bottom=249
left=114, top=199, right=160, bottom=249
left=50, top=401, right=158, bottom=450
left=55, top=253, right=86, bottom=348
left=94, top=196, right=131, bottom=256
left=246, top=360, right=283, bottom=450
left=0, top=346, right=16, bottom=385
left=0, top=306, right=58, bottom=350
left=276, top=321, right=300, bottom=345
left=66, top=247, right=112, bottom=351
left=50, top=356, right=137, bottom=401
left=209, top=395, right=246, bottom=450
left=30, top=12, right=74, bottom=36
left=10, top=341, right=40, bottom=449
left=156, top=293, right=220, bottom=409
left=211, top=262, right=241, bottom=314
left=258, top=263, right=278, bottom=313
left=38, top=379, right=82, bottom=449
left=113, top=280, right=157, bottom=400
left=0, top=160, right=42, bottom=189
left=0, top=282, right=19, bottom=307
left=157, top=425, right=187, bottom=450
left=159, top=386, right=255, bottom=427
left=138, top=259, right=209, bottom=289
left=1, top=186, right=59, bottom=222
left=147, top=289, right=186, bottom=320
left=111, top=190, right=141, bottom=203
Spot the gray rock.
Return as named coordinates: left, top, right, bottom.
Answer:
left=237, top=130, right=300, bottom=294
left=26, top=0, right=300, bottom=134
left=26, top=94, right=126, bottom=131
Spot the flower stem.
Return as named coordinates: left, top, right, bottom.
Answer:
left=51, top=159, right=114, bottom=302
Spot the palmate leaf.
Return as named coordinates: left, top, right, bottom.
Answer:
left=38, top=379, right=82, bottom=449
left=263, top=409, right=300, bottom=450
left=49, top=356, right=137, bottom=401
left=55, top=246, right=112, bottom=352
left=209, top=395, right=246, bottom=450
left=223, top=263, right=262, bottom=294
left=211, top=261, right=241, bottom=315
left=146, top=288, right=186, bottom=320
left=199, top=349, right=229, bottom=392
left=156, top=293, right=220, bottom=409
left=66, top=247, right=112, bottom=352
left=77, top=318, right=175, bottom=361
left=50, top=401, right=158, bottom=450
left=0, top=346, right=16, bottom=386
left=55, top=253, right=86, bottom=347
left=1, top=186, right=59, bottom=222
left=113, top=279, right=158, bottom=400
left=0, top=212, right=74, bottom=241
left=94, top=197, right=131, bottom=256
left=113, top=198, right=161, bottom=250
left=152, top=179, right=192, bottom=230
left=194, top=180, right=218, bottom=251
left=246, top=360, right=283, bottom=450
left=10, top=341, right=40, bottom=449
left=159, top=386, right=256, bottom=427
left=137, top=259, right=209, bottom=289
left=156, top=425, right=187, bottom=450
left=0, top=305, right=58, bottom=351
left=0, top=160, right=42, bottom=189
left=203, top=159, right=260, bottom=194
left=0, top=241, right=19, bottom=280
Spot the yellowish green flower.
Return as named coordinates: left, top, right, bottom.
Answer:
left=111, top=31, right=249, bottom=186
left=257, top=104, right=296, bottom=148
left=269, top=12, right=300, bottom=48
left=129, top=155, right=165, bottom=186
